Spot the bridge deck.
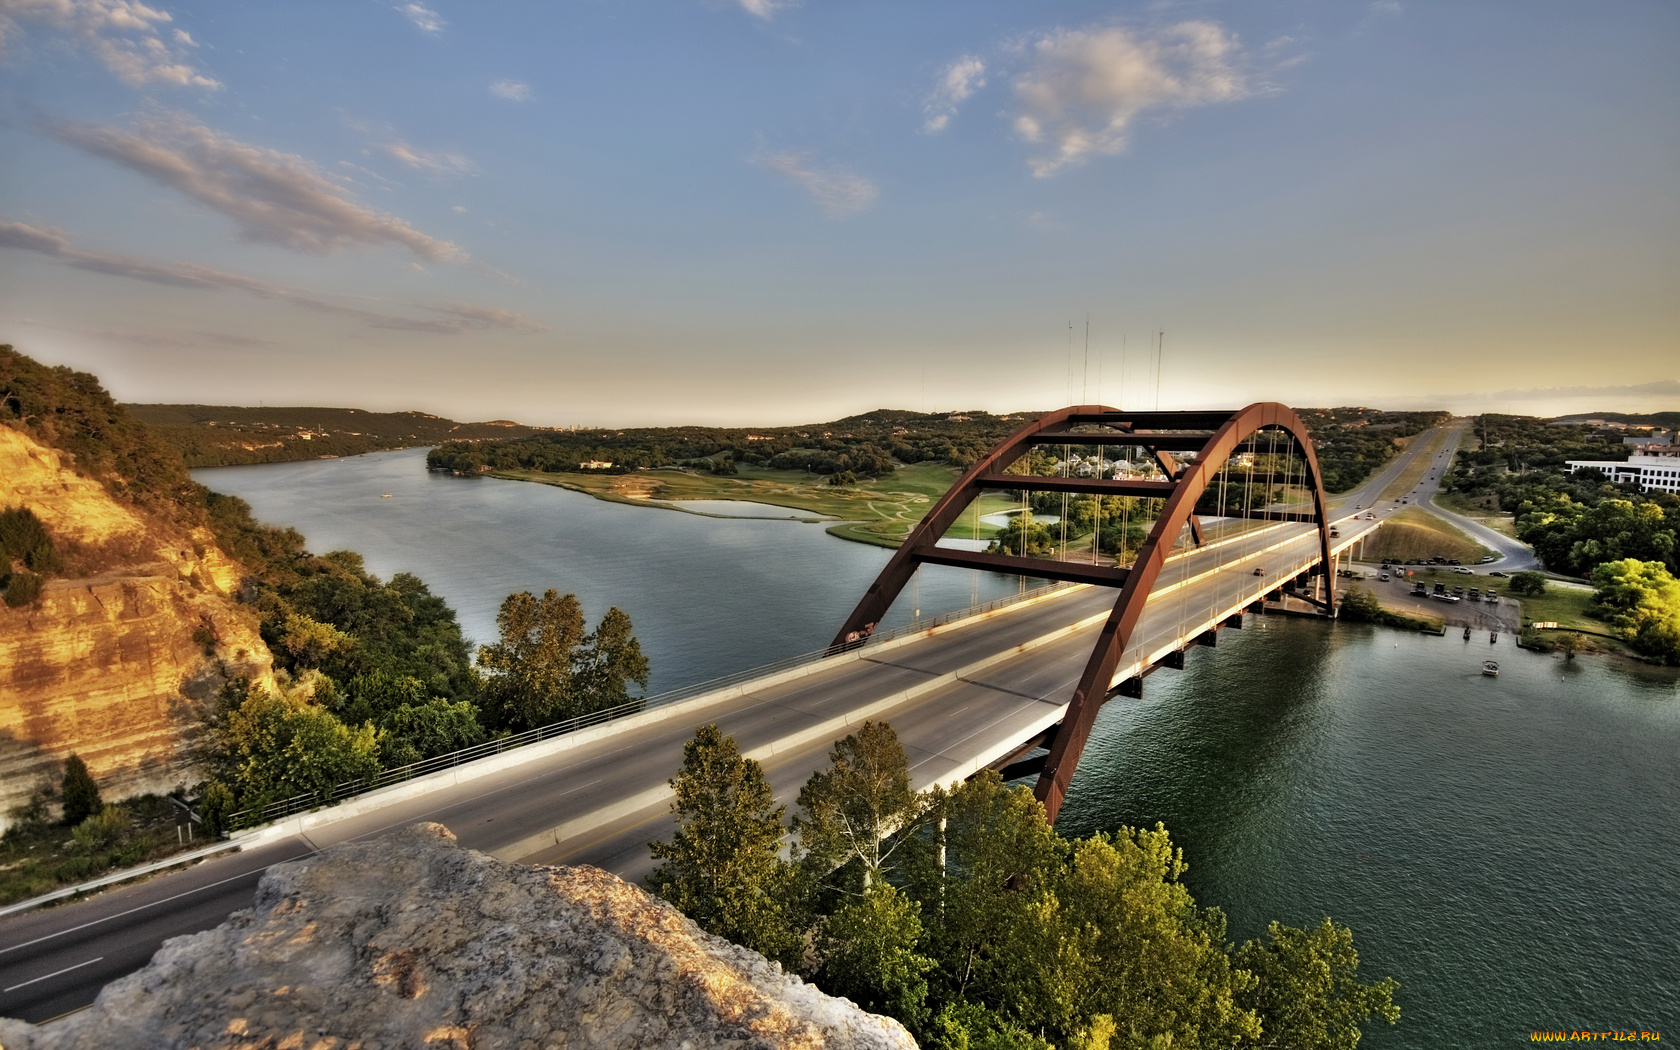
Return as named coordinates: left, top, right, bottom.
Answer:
left=211, top=510, right=1381, bottom=888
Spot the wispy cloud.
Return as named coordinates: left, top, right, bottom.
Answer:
left=488, top=79, right=531, bottom=101
left=0, top=219, right=545, bottom=334
left=733, top=0, right=791, bottom=21
left=45, top=113, right=463, bottom=262
left=395, top=2, right=442, bottom=34
left=753, top=151, right=878, bottom=219
left=1011, top=21, right=1252, bottom=177
left=0, top=0, right=218, bottom=88
left=381, top=140, right=476, bottom=177
left=923, top=56, right=986, bottom=133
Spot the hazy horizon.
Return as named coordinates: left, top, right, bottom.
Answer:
left=2, top=0, right=1675, bottom=426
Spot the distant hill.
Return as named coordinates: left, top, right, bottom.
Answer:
left=124, top=404, right=548, bottom=467
left=1554, top=411, right=1680, bottom=429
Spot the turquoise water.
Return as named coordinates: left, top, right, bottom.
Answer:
left=196, top=450, right=1680, bottom=1045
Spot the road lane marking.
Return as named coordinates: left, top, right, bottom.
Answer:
left=0, top=855, right=309, bottom=957
left=4, top=956, right=104, bottom=992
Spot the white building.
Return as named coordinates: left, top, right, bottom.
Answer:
left=1566, top=454, right=1680, bottom=494
left=1624, top=429, right=1676, bottom=447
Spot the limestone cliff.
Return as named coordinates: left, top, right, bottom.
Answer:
left=0, top=823, right=920, bottom=1050
left=0, top=425, right=271, bottom=828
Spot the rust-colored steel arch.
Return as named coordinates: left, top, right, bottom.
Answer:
left=830, top=402, right=1336, bottom=823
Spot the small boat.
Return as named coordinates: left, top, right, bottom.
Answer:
left=381, top=493, right=393, bottom=498
left=1481, top=660, right=1499, bottom=677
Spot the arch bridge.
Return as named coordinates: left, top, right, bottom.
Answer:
left=833, top=403, right=1346, bottom=822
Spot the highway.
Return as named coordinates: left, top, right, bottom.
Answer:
left=1416, top=421, right=1541, bottom=570
left=0, top=454, right=1421, bottom=1025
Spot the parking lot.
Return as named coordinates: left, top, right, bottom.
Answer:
left=1346, top=561, right=1524, bottom=633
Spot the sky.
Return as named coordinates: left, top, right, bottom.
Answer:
left=1, top=0, right=1676, bottom=425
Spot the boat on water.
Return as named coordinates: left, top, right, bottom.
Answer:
left=381, top=493, right=393, bottom=498
left=1482, top=660, right=1499, bottom=677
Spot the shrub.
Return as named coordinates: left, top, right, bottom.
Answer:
left=61, top=754, right=102, bottom=826
left=1509, top=571, right=1547, bottom=596
left=71, top=805, right=130, bottom=852
left=52, top=856, right=95, bottom=882
left=0, top=506, right=60, bottom=574
left=199, top=781, right=235, bottom=838
left=3, top=570, right=44, bottom=607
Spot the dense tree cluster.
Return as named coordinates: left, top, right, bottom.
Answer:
left=1296, top=409, right=1451, bottom=493
left=201, top=497, right=649, bottom=815
left=1, top=346, right=206, bottom=528
left=1436, top=414, right=1679, bottom=578
left=126, top=404, right=547, bottom=468
left=1590, top=559, right=1680, bottom=664
left=649, top=722, right=1399, bottom=1050
left=426, top=409, right=1031, bottom=478
left=1, top=349, right=651, bottom=822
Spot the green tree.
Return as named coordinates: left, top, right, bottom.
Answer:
left=988, top=827, right=1261, bottom=1048
left=277, top=612, right=353, bottom=667
left=199, top=781, right=235, bottom=838
left=1337, top=585, right=1384, bottom=622
left=1590, top=558, right=1680, bottom=664
left=574, top=606, right=650, bottom=713
left=904, top=772, right=1062, bottom=1003
left=924, top=1000, right=1051, bottom=1050
left=795, top=720, right=925, bottom=892
left=60, top=754, right=102, bottom=827
left=647, top=724, right=798, bottom=964
left=214, top=687, right=381, bottom=807
left=379, top=698, right=488, bottom=767
left=815, top=884, right=936, bottom=1028
left=1235, top=918, right=1400, bottom=1050
left=988, top=514, right=1055, bottom=557
left=1508, top=571, right=1547, bottom=596
left=477, top=589, right=586, bottom=730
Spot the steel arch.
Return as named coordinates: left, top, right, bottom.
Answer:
left=831, top=402, right=1336, bottom=822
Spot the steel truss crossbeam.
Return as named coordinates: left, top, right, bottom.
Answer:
left=831, top=402, right=1336, bottom=822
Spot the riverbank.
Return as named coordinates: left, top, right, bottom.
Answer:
left=484, top=463, right=1023, bottom=548
left=190, top=448, right=1680, bottom=1049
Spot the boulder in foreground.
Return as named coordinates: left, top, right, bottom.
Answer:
left=0, top=823, right=916, bottom=1050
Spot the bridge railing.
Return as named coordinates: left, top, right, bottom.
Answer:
left=225, top=580, right=1076, bottom=831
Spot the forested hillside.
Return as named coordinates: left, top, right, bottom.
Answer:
left=428, top=405, right=1449, bottom=493
left=126, top=404, right=546, bottom=467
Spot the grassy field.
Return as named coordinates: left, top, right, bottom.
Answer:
left=1434, top=491, right=1519, bottom=537
left=1508, top=584, right=1632, bottom=655
left=491, top=462, right=1029, bottom=548
left=1355, top=507, right=1493, bottom=563
left=1376, top=429, right=1444, bottom=502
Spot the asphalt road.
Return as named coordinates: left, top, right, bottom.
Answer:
left=1415, top=421, right=1541, bottom=571
left=0, top=503, right=1384, bottom=1025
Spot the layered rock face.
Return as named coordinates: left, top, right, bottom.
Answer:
left=0, top=823, right=920, bottom=1050
left=0, top=426, right=271, bottom=827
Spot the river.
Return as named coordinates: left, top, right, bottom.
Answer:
left=196, top=449, right=1679, bottom=1046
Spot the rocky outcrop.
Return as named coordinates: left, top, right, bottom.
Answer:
left=0, top=823, right=919, bottom=1050
left=0, top=426, right=271, bottom=827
